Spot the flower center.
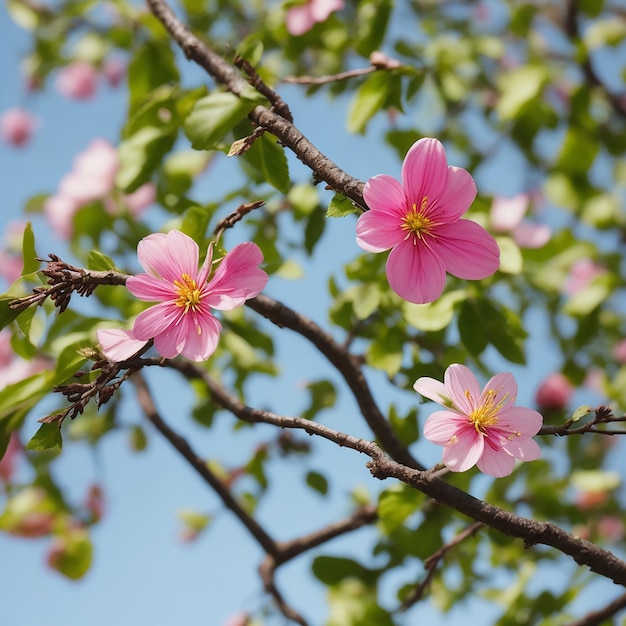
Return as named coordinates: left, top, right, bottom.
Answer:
left=467, top=389, right=505, bottom=434
left=174, top=273, right=202, bottom=311
left=402, top=197, right=433, bottom=240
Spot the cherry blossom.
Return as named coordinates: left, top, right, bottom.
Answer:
left=55, top=62, right=98, bottom=100
left=286, top=0, right=344, bottom=36
left=97, top=230, right=268, bottom=362
left=563, top=258, right=605, bottom=295
left=102, top=57, right=126, bottom=87
left=414, top=363, right=542, bottom=477
left=535, top=373, right=573, bottom=411
left=356, top=138, right=500, bottom=304
left=490, top=194, right=551, bottom=249
left=0, top=108, right=37, bottom=147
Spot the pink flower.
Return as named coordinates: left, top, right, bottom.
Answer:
left=0, top=108, right=37, bottom=147
left=97, top=230, right=268, bottom=362
left=563, top=258, right=605, bottom=295
left=122, top=182, right=156, bottom=217
left=490, top=194, right=551, bottom=249
left=414, top=363, right=542, bottom=477
left=535, top=373, right=573, bottom=411
left=222, top=613, right=249, bottom=626
left=102, top=57, right=126, bottom=88
left=286, top=0, right=344, bottom=36
left=0, top=433, right=22, bottom=483
left=55, top=62, right=98, bottom=100
left=44, top=194, right=81, bottom=240
left=356, top=138, right=500, bottom=304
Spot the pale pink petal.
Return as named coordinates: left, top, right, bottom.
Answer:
left=434, top=219, right=500, bottom=280
left=123, top=182, right=155, bottom=217
left=502, top=435, right=541, bottom=461
left=153, top=323, right=187, bottom=359
left=401, top=138, right=449, bottom=205
left=490, top=195, right=528, bottom=232
left=132, top=302, right=182, bottom=341
left=44, top=194, right=80, bottom=240
left=512, top=223, right=551, bottom=249
left=444, top=363, right=481, bottom=415
left=286, top=4, right=315, bottom=35
left=310, top=0, right=344, bottom=21
left=423, top=410, right=466, bottom=445
left=477, top=443, right=516, bottom=477
left=180, top=312, right=222, bottom=361
left=386, top=238, right=446, bottom=304
left=362, top=174, right=407, bottom=214
left=55, top=62, right=98, bottom=100
left=413, top=377, right=451, bottom=406
left=497, top=406, right=543, bottom=436
left=427, top=166, right=476, bottom=223
left=97, top=328, right=148, bottom=362
left=127, top=274, right=177, bottom=301
left=136, top=231, right=199, bottom=283
left=205, top=242, right=268, bottom=310
left=442, top=426, right=484, bottom=472
left=480, top=372, right=518, bottom=410
left=356, top=208, right=404, bottom=253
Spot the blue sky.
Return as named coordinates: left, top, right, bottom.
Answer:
left=1, top=4, right=625, bottom=625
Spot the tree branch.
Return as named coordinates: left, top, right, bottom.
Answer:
left=145, top=0, right=366, bottom=208
left=564, top=591, right=626, bottom=626
left=246, top=294, right=425, bottom=471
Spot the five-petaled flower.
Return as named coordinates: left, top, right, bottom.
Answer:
left=97, top=230, right=268, bottom=362
left=356, top=137, right=500, bottom=304
left=414, top=363, right=542, bottom=477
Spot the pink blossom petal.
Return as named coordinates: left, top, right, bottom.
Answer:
left=502, top=435, right=541, bottom=461
left=127, top=274, right=177, bottom=301
left=153, top=323, right=187, bottom=359
left=413, top=377, right=451, bottom=406
left=401, top=138, right=449, bottom=205
left=286, top=4, right=315, bottom=35
left=133, top=302, right=183, bottom=341
left=423, top=410, right=467, bottom=445
left=179, top=312, right=222, bottom=361
left=362, top=174, right=407, bottom=215
left=511, top=223, right=551, bottom=249
left=356, top=208, right=404, bottom=253
left=498, top=407, right=543, bottom=436
left=434, top=219, right=500, bottom=280
left=386, top=238, right=446, bottom=304
left=481, top=372, right=518, bottom=410
left=205, top=242, right=268, bottom=310
left=310, top=0, right=344, bottom=21
left=444, top=363, right=481, bottom=415
left=124, top=182, right=155, bottom=217
left=490, top=195, right=528, bottom=232
left=136, top=231, right=199, bottom=283
left=442, top=426, right=483, bottom=472
left=97, top=328, right=148, bottom=362
left=427, top=166, right=477, bottom=223
left=476, top=443, right=516, bottom=477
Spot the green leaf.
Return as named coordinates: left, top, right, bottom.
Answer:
left=458, top=300, right=488, bottom=357
left=87, top=251, right=118, bottom=272
left=0, top=372, right=49, bottom=422
left=312, top=555, right=378, bottom=586
left=21, top=223, right=39, bottom=275
left=571, top=405, right=592, bottom=422
left=496, top=65, right=548, bottom=121
left=403, top=289, right=467, bottom=332
left=555, top=127, right=599, bottom=176
left=378, top=484, right=423, bottom=534
left=306, top=471, right=329, bottom=496
left=496, top=236, right=523, bottom=275
left=48, top=528, right=93, bottom=580
left=571, top=470, right=621, bottom=493
left=180, top=205, right=212, bottom=244
left=184, top=92, right=256, bottom=150
left=243, top=132, right=291, bottom=193
left=116, top=126, right=176, bottom=192
left=355, top=0, right=392, bottom=56
left=327, top=194, right=359, bottom=218
left=26, top=422, right=62, bottom=452
left=347, top=71, right=393, bottom=134
left=302, top=380, right=337, bottom=421
left=388, top=405, right=419, bottom=446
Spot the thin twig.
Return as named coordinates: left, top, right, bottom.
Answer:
left=283, top=66, right=379, bottom=85
left=539, top=406, right=626, bottom=436
left=564, top=591, right=626, bottom=626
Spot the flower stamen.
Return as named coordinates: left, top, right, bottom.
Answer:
left=402, top=197, right=433, bottom=242
left=174, top=273, right=202, bottom=311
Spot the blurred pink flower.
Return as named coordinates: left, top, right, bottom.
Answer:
left=356, top=137, right=500, bottom=304
left=414, top=363, right=542, bottom=477
left=0, top=108, right=37, bottom=147
left=613, top=339, right=626, bottom=364
left=563, top=258, right=605, bottom=295
left=123, top=182, right=156, bottom=217
left=102, top=57, right=126, bottom=87
left=490, top=194, right=551, bottom=249
left=55, top=62, right=98, bottom=100
left=45, top=139, right=119, bottom=238
left=598, top=515, right=624, bottom=542
left=286, top=0, right=344, bottom=35
left=0, top=250, right=23, bottom=285
left=535, top=373, right=573, bottom=411
left=0, top=433, right=22, bottom=482
left=97, top=230, right=268, bottom=362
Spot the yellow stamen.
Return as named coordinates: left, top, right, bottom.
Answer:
left=467, top=388, right=508, bottom=435
left=402, top=197, right=433, bottom=241
left=173, top=273, right=202, bottom=312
